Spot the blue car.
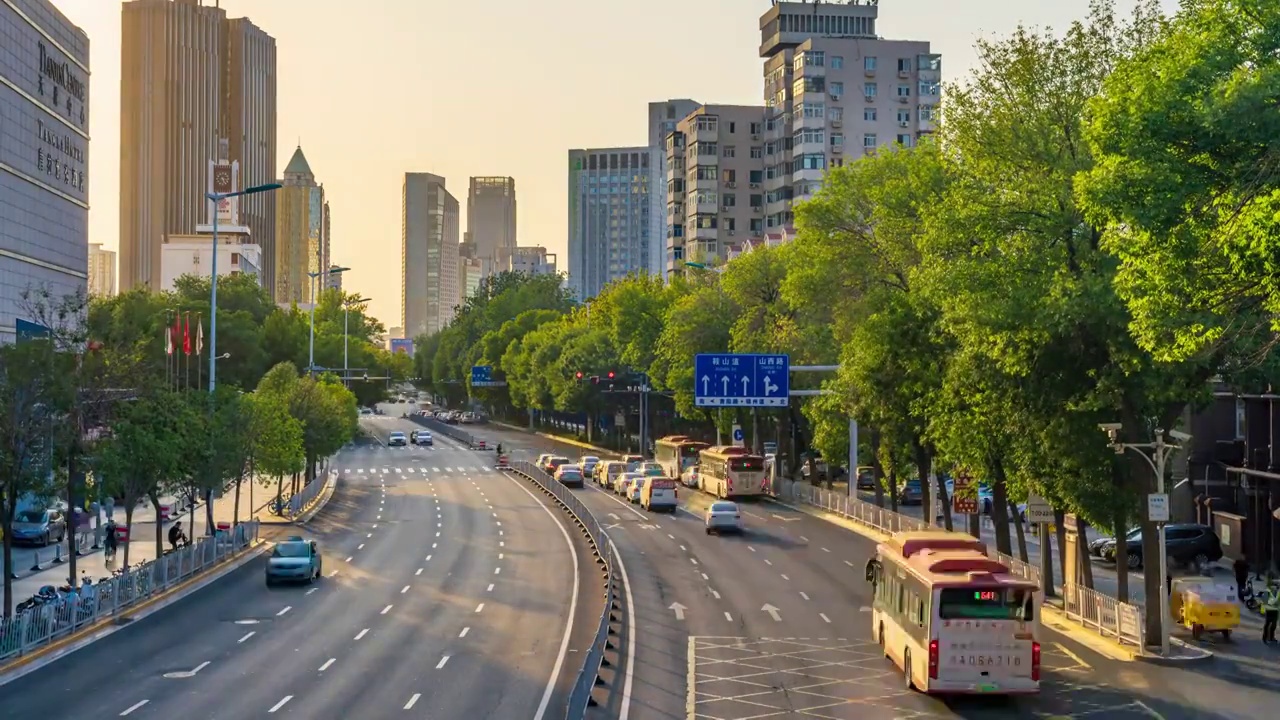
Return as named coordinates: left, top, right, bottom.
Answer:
left=265, top=536, right=322, bottom=585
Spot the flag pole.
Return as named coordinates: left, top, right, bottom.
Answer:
left=165, top=309, right=172, bottom=389
left=196, top=312, right=203, bottom=392
left=184, top=311, right=192, bottom=391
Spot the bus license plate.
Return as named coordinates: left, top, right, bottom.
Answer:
left=953, top=655, right=1020, bottom=667
left=976, top=683, right=999, bottom=693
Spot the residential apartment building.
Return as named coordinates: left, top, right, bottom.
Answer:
left=88, top=244, right=116, bottom=297
left=665, top=105, right=768, bottom=274
left=458, top=256, right=483, bottom=303
left=159, top=234, right=262, bottom=291
left=325, top=265, right=342, bottom=292
left=567, top=147, right=652, bottom=300
left=402, top=173, right=459, bottom=339
left=758, top=1, right=938, bottom=232
left=511, top=246, right=557, bottom=277
left=274, top=146, right=325, bottom=305
left=648, top=99, right=701, bottom=277
left=119, top=0, right=276, bottom=291
left=466, top=177, right=516, bottom=276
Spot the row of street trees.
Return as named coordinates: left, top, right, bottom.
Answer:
left=0, top=272, right=369, bottom=615
left=417, top=0, right=1279, bottom=640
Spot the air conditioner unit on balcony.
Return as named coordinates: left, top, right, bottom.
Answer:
left=898, top=97, right=909, bottom=103
left=749, top=182, right=761, bottom=189
left=726, top=181, right=736, bottom=188
left=898, top=70, right=910, bottom=78
left=899, top=121, right=909, bottom=128
left=865, top=69, right=876, bottom=77
left=832, top=120, right=843, bottom=129
left=752, top=134, right=761, bottom=140
left=865, top=95, right=876, bottom=102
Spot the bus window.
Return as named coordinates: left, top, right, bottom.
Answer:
left=730, top=457, right=763, bottom=471
left=938, top=587, right=1033, bottom=621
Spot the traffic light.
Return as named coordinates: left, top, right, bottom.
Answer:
left=607, top=370, right=616, bottom=379
left=575, top=371, right=584, bottom=381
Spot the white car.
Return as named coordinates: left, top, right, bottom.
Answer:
left=705, top=501, right=743, bottom=534
left=681, top=466, right=700, bottom=488
left=616, top=472, right=643, bottom=498
left=388, top=431, right=407, bottom=447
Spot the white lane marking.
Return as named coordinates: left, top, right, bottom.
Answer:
left=700, top=573, right=709, bottom=580
left=401, top=585, right=411, bottom=594
left=120, top=700, right=149, bottom=716
left=711, top=589, right=721, bottom=599
left=269, top=696, right=292, bottom=713
left=748, top=546, right=756, bottom=552
left=276, top=606, right=291, bottom=616
left=367, top=533, right=373, bottom=538
left=495, top=567, right=501, bottom=575
left=381, top=604, right=393, bottom=614
left=690, top=558, right=699, bottom=565
left=372, top=524, right=378, bottom=529
left=306, top=588, right=317, bottom=596
left=781, top=574, right=789, bottom=581
left=680, top=545, right=687, bottom=551
left=821, top=547, right=831, bottom=553
left=843, top=560, right=854, bottom=567
left=432, top=542, right=438, bottom=548
left=475, top=603, right=485, bottom=613
left=433, top=467, right=440, bottom=472
left=496, top=521, right=502, bottom=526
left=416, top=568, right=423, bottom=575
left=344, top=556, right=352, bottom=562
left=499, top=541, right=505, bottom=547
left=763, top=559, right=772, bottom=566
left=724, top=611, right=733, bottom=621
left=377, top=515, right=382, bottom=520
left=238, top=631, right=255, bottom=643
left=405, top=693, right=421, bottom=710
left=436, top=531, right=441, bottom=537
left=426, top=554, right=433, bottom=560
left=437, top=521, right=442, bottom=527
left=460, top=627, right=470, bottom=637
left=329, top=570, right=339, bottom=577
left=499, top=471, right=583, bottom=720
left=319, top=658, right=335, bottom=671
left=820, top=613, right=832, bottom=623
left=436, top=655, right=451, bottom=669
left=358, top=544, right=365, bottom=550
left=800, top=536, right=810, bottom=542
left=800, top=592, right=810, bottom=601
left=487, top=583, right=494, bottom=592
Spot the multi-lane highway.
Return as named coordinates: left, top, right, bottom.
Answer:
left=458, top=420, right=1280, bottom=720
left=0, top=423, right=601, bottom=719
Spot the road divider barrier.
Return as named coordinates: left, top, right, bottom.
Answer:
left=776, top=480, right=1147, bottom=649
left=0, top=520, right=261, bottom=668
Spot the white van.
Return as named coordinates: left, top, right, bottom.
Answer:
left=641, top=476, right=679, bottom=512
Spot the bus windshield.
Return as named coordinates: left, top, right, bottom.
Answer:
left=938, top=587, right=1033, bottom=621
left=730, top=457, right=764, bottom=472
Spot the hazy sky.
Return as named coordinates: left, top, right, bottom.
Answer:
left=50, top=0, right=1175, bottom=328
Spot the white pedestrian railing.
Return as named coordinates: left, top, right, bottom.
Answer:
left=1061, top=582, right=1146, bottom=647
left=0, top=520, right=260, bottom=663
left=282, top=470, right=334, bottom=519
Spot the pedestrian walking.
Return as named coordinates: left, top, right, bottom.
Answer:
left=103, top=519, right=118, bottom=562
left=1263, top=579, right=1280, bottom=644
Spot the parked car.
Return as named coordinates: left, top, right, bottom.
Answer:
left=855, top=466, right=877, bottom=491
left=9, top=507, right=66, bottom=546
left=898, top=479, right=923, bottom=505
left=1099, top=524, right=1222, bottom=570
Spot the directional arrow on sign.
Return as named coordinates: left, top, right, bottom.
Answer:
left=721, top=376, right=730, bottom=394
left=764, top=376, right=778, bottom=395
left=741, top=376, right=750, bottom=395
left=701, top=376, right=710, bottom=394
left=670, top=602, right=687, bottom=621
left=762, top=603, right=782, bottom=622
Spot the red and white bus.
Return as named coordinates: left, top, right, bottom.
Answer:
left=654, top=435, right=710, bottom=479
left=697, top=446, right=766, bottom=499
left=867, top=530, right=1041, bottom=695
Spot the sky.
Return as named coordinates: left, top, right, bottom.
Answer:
left=50, top=0, right=1176, bottom=329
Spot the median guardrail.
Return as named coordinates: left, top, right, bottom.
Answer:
left=777, top=479, right=1147, bottom=648
left=0, top=520, right=261, bottom=664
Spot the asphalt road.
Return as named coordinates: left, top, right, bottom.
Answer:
left=460, top=421, right=1280, bottom=720
left=0, top=424, right=600, bottom=719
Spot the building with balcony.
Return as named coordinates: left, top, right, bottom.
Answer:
left=511, top=246, right=558, bottom=276
left=402, top=172, right=459, bottom=338
left=648, top=99, right=701, bottom=278
left=459, top=256, right=483, bottom=304
left=567, top=147, right=652, bottom=300
left=88, top=244, right=117, bottom=297
left=159, top=234, right=262, bottom=291
left=665, top=105, right=768, bottom=274
left=758, top=1, right=938, bottom=232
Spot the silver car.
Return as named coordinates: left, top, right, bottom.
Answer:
left=705, top=501, right=743, bottom=535
left=265, top=537, right=322, bottom=585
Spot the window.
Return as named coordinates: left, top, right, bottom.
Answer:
left=749, top=194, right=763, bottom=208
left=724, top=217, right=736, bottom=232
left=696, top=116, right=718, bottom=132
left=722, top=193, right=736, bottom=208
left=801, top=102, right=825, bottom=118
left=898, top=57, right=912, bottom=73
left=693, top=142, right=718, bottom=156
left=828, top=106, right=843, bottom=122
left=750, top=121, right=762, bottom=134
left=721, top=169, right=737, bottom=183
left=864, top=56, right=877, bottom=71
left=920, top=104, right=935, bottom=121
left=728, top=122, right=736, bottom=133
left=793, top=128, right=825, bottom=146
left=749, top=169, right=763, bottom=183
left=750, top=218, right=764, bottom=233
left=863, top=133, right=878, bottom=148
left=864, top=82, right=877, bottom=98
left=829, top=81, right=844, bottom=97
left=723, top=145, right=736, bottom=159
left=693, top=191, right=718, bottom=205
left=830, top=133, right=844, bottom=149
left=692, top=215, right=717, bottom=229
left=692, top=166, right=718, bottom=181
left=750, top=146, right=763, bottom=159
left=897, top=84, right=911, bottom=97
left=831, top=55, right=844, bottom=70
left=897, top=109, right=911, bottom=123
left=792, top=153, right=826, bottom=172
left=918, top=81, right=940, bottom=97
left=896, top=134, right=913, bottom=147
left=863, top=107, right=877, bottom=122
left=764, top=141, right=775, bottom=156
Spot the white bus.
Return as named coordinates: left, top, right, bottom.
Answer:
left=697, top=446, right=766, bottom=499
left=653, top=435, right=709, bottom=479
left=866, top=530, right=1041, bottom=695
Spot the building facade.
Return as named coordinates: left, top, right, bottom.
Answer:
left=273, top=146, right=324, bottom=305
left=459, top=256, right=483, bottom=304
left=648, top=99, right=700, bottom=278
left=0, top=0, right=90, bottom=338
left=466, top=177, right=516, bottom=277
left=511, top=246, right=557, bottom=277
left=119, top=0, right=276, bottom=292
left=88, top=244, right=116, bottom=296
left=159, top=234, right=262, bottom=291
left=402, top=173, right=459, bottom=339
left=665, top=105, right=768, bottom=274
left=758, top=1, right=938, bottom=233
left=567, top=147, right=652, bottom=300
left=325, top=265, right=343, bottom=291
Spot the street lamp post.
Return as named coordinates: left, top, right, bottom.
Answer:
left=343, top=295, right=371, bottom=386
left=307, top=266, right=350, bottom=375
left=206, top=183, right=280, bottom=392
left=1101, top=424, right=1187, bottom=657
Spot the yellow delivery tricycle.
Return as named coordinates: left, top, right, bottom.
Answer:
left=1170, top=577, right=1240, bottom=641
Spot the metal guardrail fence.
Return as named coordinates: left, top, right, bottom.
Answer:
left=505, top=460, right=615, bottom=720
left=777, top=479, right=1146, bottom=646
left=0, top=520, right=261, bottom=663
left=280, top=470, right=335, bottom=520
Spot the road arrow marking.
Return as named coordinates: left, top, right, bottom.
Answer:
left=859, top=606, right=873, bottom=612
left=163, top=661, right=211, bottom=679
left=762, top=604, right=782, bottom=622
left=609, top=513, right=620, bottom=520
left=770, top=514, right=800, bottom=522
left=670, top=602, right=687, bottom=620
left=604, top=523, right=622, bottom=529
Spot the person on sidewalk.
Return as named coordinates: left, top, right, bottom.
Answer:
left=103, top=519, right=118, bottom=562
left=1262, top=580, right=1280, bottom=644
left=167, top=521, right=186, bottom=551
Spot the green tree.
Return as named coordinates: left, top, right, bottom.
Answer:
left=653, top=281, right=735, bottom=418
left=238, top=392, right=304, bottom=521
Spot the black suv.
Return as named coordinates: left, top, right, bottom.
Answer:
left=1102, top=523, right=1222, bottom=570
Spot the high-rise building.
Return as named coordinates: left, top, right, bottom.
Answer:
left=0, top=0, right=89, bottom=338
left=511, top=246, right=558, bottom=277
left=325, top=265, right=343, bottom=292
left=402, top=173, right=459, bottom=339
left=466, top=177, right=516, bottom=277
left=666, top=105, right=768, bottom=273
left=759, top=1, right=939, bottom=234
left=648, top=99, right=700, bottom=278
left=321, top=200, right=332, bottom=283
left=274, top=146, right=325, bottom=305
left=119, top=0, right=276, bottom=292
left=459, top=256, right=483, bottom=304
left=566, top=147, right=652, bottom=300
left=88, top=244, right=116, bottom=297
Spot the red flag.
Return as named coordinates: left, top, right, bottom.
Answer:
left=183, top=314, right=192, bottom=355
left=171, top=314, right=181, bottom=355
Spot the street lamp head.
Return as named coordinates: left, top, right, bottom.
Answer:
left=216, top=352, right=231, bottom=360
left=329, top=266, right=351, bottom=274
left=243, top=182, right=282, bottom=195
left=1167, top=429, right=1192, bottom=443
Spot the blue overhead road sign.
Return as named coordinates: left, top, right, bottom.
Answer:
left=694, top=353, right=789, bottom=407
left=471, top=365, right=506, bottom=388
